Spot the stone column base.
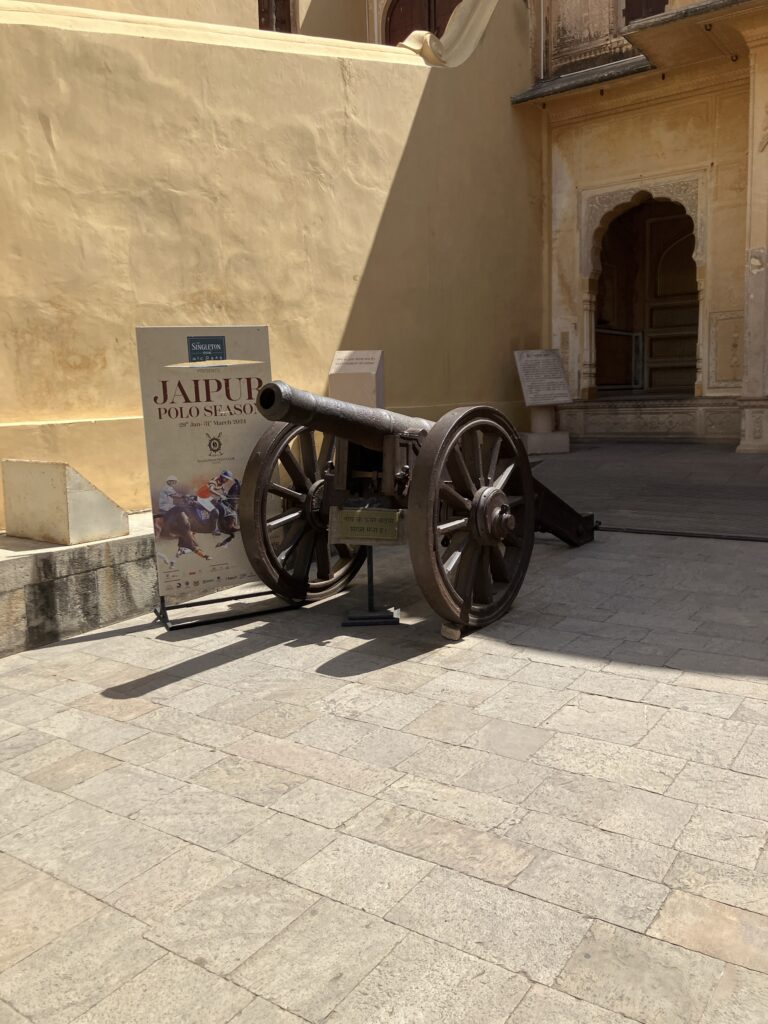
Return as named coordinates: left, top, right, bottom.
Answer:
left=737, top=402, right=768, bottom=453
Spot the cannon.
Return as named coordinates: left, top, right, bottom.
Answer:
left=240, top=381, right=594, bottom=634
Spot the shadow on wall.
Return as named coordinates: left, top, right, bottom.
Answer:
left=298, top=0, right=369, bottom=42
left=333, top=0, right=544, bottom=424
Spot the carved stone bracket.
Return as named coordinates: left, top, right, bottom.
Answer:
left=580, top=177, right=704, bottom=280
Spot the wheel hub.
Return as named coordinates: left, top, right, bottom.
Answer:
left=471, top=486, right=516, bottom=544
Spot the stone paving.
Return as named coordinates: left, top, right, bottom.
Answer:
left=1, top=529, right=768, bottom=1023
left=536, top=441, right=768, bottom=540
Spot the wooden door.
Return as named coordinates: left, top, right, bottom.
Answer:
left=644, top=214, right=698, bottom=393
left=385, top=0, right=463, bottom=45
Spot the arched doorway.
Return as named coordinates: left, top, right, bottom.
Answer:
left=595, top=198, right=699, bottom=395
left=385, top=0, right=463, bottom=45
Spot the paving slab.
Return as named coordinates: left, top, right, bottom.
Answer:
left=386, top=867, right=592, bottom=984
left=147, top=866, right=318, bottom=974
left=224, top=811, right=335, bottom=877
left=557, top=921, right=725, bottom=1024
left=648, top=890, right=768, bottom=974
left=506, top=811, right=676, bottom=881
left=73, top=953, right=252, bottom=1023
left=106, top=845, right=241, bottom=927
left=664, top=853, right=768, bottom=915
left=132, top=784, right=273, bottom=850
left=0, top=870, right=100, bottom=972
left=288, top=834, right=433, bottom=915
left=345, top=799, right=534, bottom=884
left=328, top=931, right=529, bottom=1024
left=233, top=898, right=403, bottom=1022
left=510, top=985, right=642, bottom=1023
left=511, top=850, right=668, bottom=930
left=0, top=800, right=182, bottom=897
left=0, top=908, right=164, bottom=1024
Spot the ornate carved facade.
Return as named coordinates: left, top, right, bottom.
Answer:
left=520, top=0, right=764, bottom=445
left=539, top=0, right=637, bottom=79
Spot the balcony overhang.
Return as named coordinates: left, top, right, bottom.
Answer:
left=623, top=0, right=768, bottom=69
left=513, top=0, right=768, bottom=106
left=512, top=54, right=652, bottom=104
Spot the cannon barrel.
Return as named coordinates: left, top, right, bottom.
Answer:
left=257, top=380, right=433, bottom=451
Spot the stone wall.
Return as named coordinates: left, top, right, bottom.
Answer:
left=1, top=533, right=157, bottom=655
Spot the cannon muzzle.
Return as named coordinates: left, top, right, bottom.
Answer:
left=257, top=380, right=433, bottom=451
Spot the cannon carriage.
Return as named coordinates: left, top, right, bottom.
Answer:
left=240, top=381, right=593, bottom=635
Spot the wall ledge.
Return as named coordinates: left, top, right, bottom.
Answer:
left=0, top=0, right=427, bottom=64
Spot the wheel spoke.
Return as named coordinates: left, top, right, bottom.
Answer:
left=299, top=432, right=318, bottom=481
left=436, top=517, right=469, bottom=536
left=280, top=447, right=311, bottom=491
left=442, top=537, right=468, bottom=575
left=468, top=430, right=484, bottom=488
left=269, top=482, right=304, bottom=504
left=316, top=529, right=332, bottom=580
left=455, top=541, right=481, bottom=612
left=290, top=530, right=316, bottom=583
left=277, top=521, right=307, bottom=563
left=486, top=436, right=502, bottom=485
left=439, top=483, right=471, bottom=513
left=448, top=447, right=477, bottom=499
left=267, top=509, right=303, bottom=531
left=474, top=547, right=494, bottom=605
left=490, top=543, right=511, bottom=582
left=493, top=461, right=517, bottom=494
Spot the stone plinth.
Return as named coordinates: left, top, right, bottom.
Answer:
left=2, top=461, right=128, bottom=546
left=0, top=514, right=156, bottom=655
left=521, top=431, right=571, bottom=454
left=328, top=351, right=384, bottom=408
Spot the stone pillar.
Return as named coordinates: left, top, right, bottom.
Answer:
left=580, top=283, right=598, bottom=400
left=739, top=41, right=768, bottom=451
left=694, top=283, right=705, bottom=399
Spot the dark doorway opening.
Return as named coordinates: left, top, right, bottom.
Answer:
left=624, top=0, right=669, bottom=21
left=596, top=198, right=698, bottom=396
left=259, top=0, right=293, bottom=32
left=385, top=0, right=463, bottom=45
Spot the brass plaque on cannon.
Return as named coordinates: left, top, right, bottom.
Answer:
left=330, top=507, right=403, bottom=545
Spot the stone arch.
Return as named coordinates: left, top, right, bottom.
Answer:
left=580, top=178, right=703, bottom=282
left=576, top=179, right=705, bottom=399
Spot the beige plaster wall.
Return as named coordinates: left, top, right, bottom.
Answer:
left=546, top=66, right=749, bottom=398
left=0, top=1, right=542, bottom=526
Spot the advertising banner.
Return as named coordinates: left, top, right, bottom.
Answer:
left=136, top=325, right=271, bottom=601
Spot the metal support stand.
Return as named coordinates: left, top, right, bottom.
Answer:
left=342, top=547, right=400, bottom=627
left=153, top=591, right=298, bottom=631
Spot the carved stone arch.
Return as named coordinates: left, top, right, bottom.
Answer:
left=580, top=178, right=704, bottom=281
left=576, top=177, right=705, bottom=400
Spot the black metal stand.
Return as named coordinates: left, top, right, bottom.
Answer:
left=153, top=591, right=298, bottom=631
left=342, top=546, right=400, bottom=627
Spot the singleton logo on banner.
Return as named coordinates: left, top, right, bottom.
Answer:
left=188, top=336, right=227, bottom=362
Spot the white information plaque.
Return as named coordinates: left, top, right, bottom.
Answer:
left=329, top=349, right=383, bottom=407
left=514, top=349, right=572, bottom=407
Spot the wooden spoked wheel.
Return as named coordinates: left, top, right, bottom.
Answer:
left=408, top=406, right=535, bottom=630
left=240, top=423, right=366, bottom=602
